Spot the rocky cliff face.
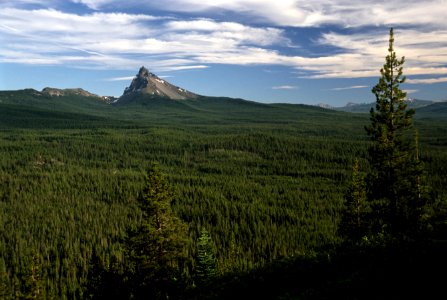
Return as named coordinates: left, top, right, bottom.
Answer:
left=123, top=67, right=150, bottom=95
left=119, top=66, right=198, bottom=102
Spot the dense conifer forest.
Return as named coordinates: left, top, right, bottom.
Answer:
left=0, top=89, right=446, bottom=298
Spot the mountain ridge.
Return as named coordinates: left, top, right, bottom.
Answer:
left=332, top=98, right=443, bottom=113
left=1, top=87, right=445, bottom=118
left=1, top=65, right=445, bottom=121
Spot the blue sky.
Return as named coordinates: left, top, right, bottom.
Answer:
left=0, top=0, right=446, bottom=106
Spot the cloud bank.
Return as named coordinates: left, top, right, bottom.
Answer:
left=0, top=0, right=446, bottom=81
left=72, top=0, right=447, bottom=28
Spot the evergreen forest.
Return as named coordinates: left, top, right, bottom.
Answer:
left=0, top=32, right=446, bottom=298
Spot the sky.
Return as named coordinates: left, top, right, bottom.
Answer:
left=0, top=0, right=446, bottom=106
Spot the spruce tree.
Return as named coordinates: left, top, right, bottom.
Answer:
left=125, top=164, right=188, bottom=299
left=339, top=159, right=369, bottom=242
left=195, top=229, right=217, bottom=285
left=365, top=28, right=427, bottom=237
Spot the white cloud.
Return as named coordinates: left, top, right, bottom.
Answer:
left=166, top=65, right=208, bottom=71
left=71, top=0, right=447, bottom=28
left=404, top=89, right=419, bottom=94
left=272, top=85, right=298, bottom=90
left=103, top=76, right=135, bottom=81
left=406, top=77, right=447, bottom=84
left=165, top=19, right=288, bottom=46
left=331, top=85, right=369, bottom=91
left=0, top=8, right=158, bottom=36
left=0, top=8, right=290, bottom=71
left=310, top=29, right=447, bottom=78
left=70, top=0, right=117, bottom=10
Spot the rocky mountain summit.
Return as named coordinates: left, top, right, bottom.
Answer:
left=119, top=66, right=198, bottom=102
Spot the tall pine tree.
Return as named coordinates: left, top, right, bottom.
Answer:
left=125, top=163, right=188, bottom=299
left=365, top=28, right=427, bottom=237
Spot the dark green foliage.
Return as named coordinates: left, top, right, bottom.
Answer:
left=338, top=160, right=369, bottom=242
left=125, top=164, right=188, bottom=299
left=22, top=254, right=45, bottom=300
left=187, top=240, right=447, bottom=300
left=365, top=28, right=429, bottom=237
left=85, top=251, right=129, bottom=300
left=195, top=229, right=217, bottom=285
left=0, top=88, right=446, bottom=298
left=424, top=196, right=447, bottom=239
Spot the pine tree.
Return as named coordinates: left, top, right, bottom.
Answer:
left=195, top=229, right=217, bottom=285
left=365, top=28, right=427, bottom=237
left=125, top=163, right=188, bottom=299
left=339, top=159, right=369, bottom=242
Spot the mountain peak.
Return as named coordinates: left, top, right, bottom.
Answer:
left=118, top=66, right=198, bottom=103
left=138, top=66, right=149, bottom=77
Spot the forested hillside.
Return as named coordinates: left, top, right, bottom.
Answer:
left=0, top=90, right=446, bottom=299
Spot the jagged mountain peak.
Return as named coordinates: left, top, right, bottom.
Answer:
left=138, top=66, right=149, bottom=77
left=118, top=66, right=198, bottom=103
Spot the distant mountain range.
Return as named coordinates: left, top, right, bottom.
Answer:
left=325, top=98, right=447, bottom=113
left=0, top=67, right=445, bottom=121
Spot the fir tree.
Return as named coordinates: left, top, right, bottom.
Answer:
left=365, top=28, right=427, bottom=237
left=195, top=229, right=217, bottom=285
left=125, top=163, right=188, bottom=299
left=339, top=159, right=369, bottom=242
